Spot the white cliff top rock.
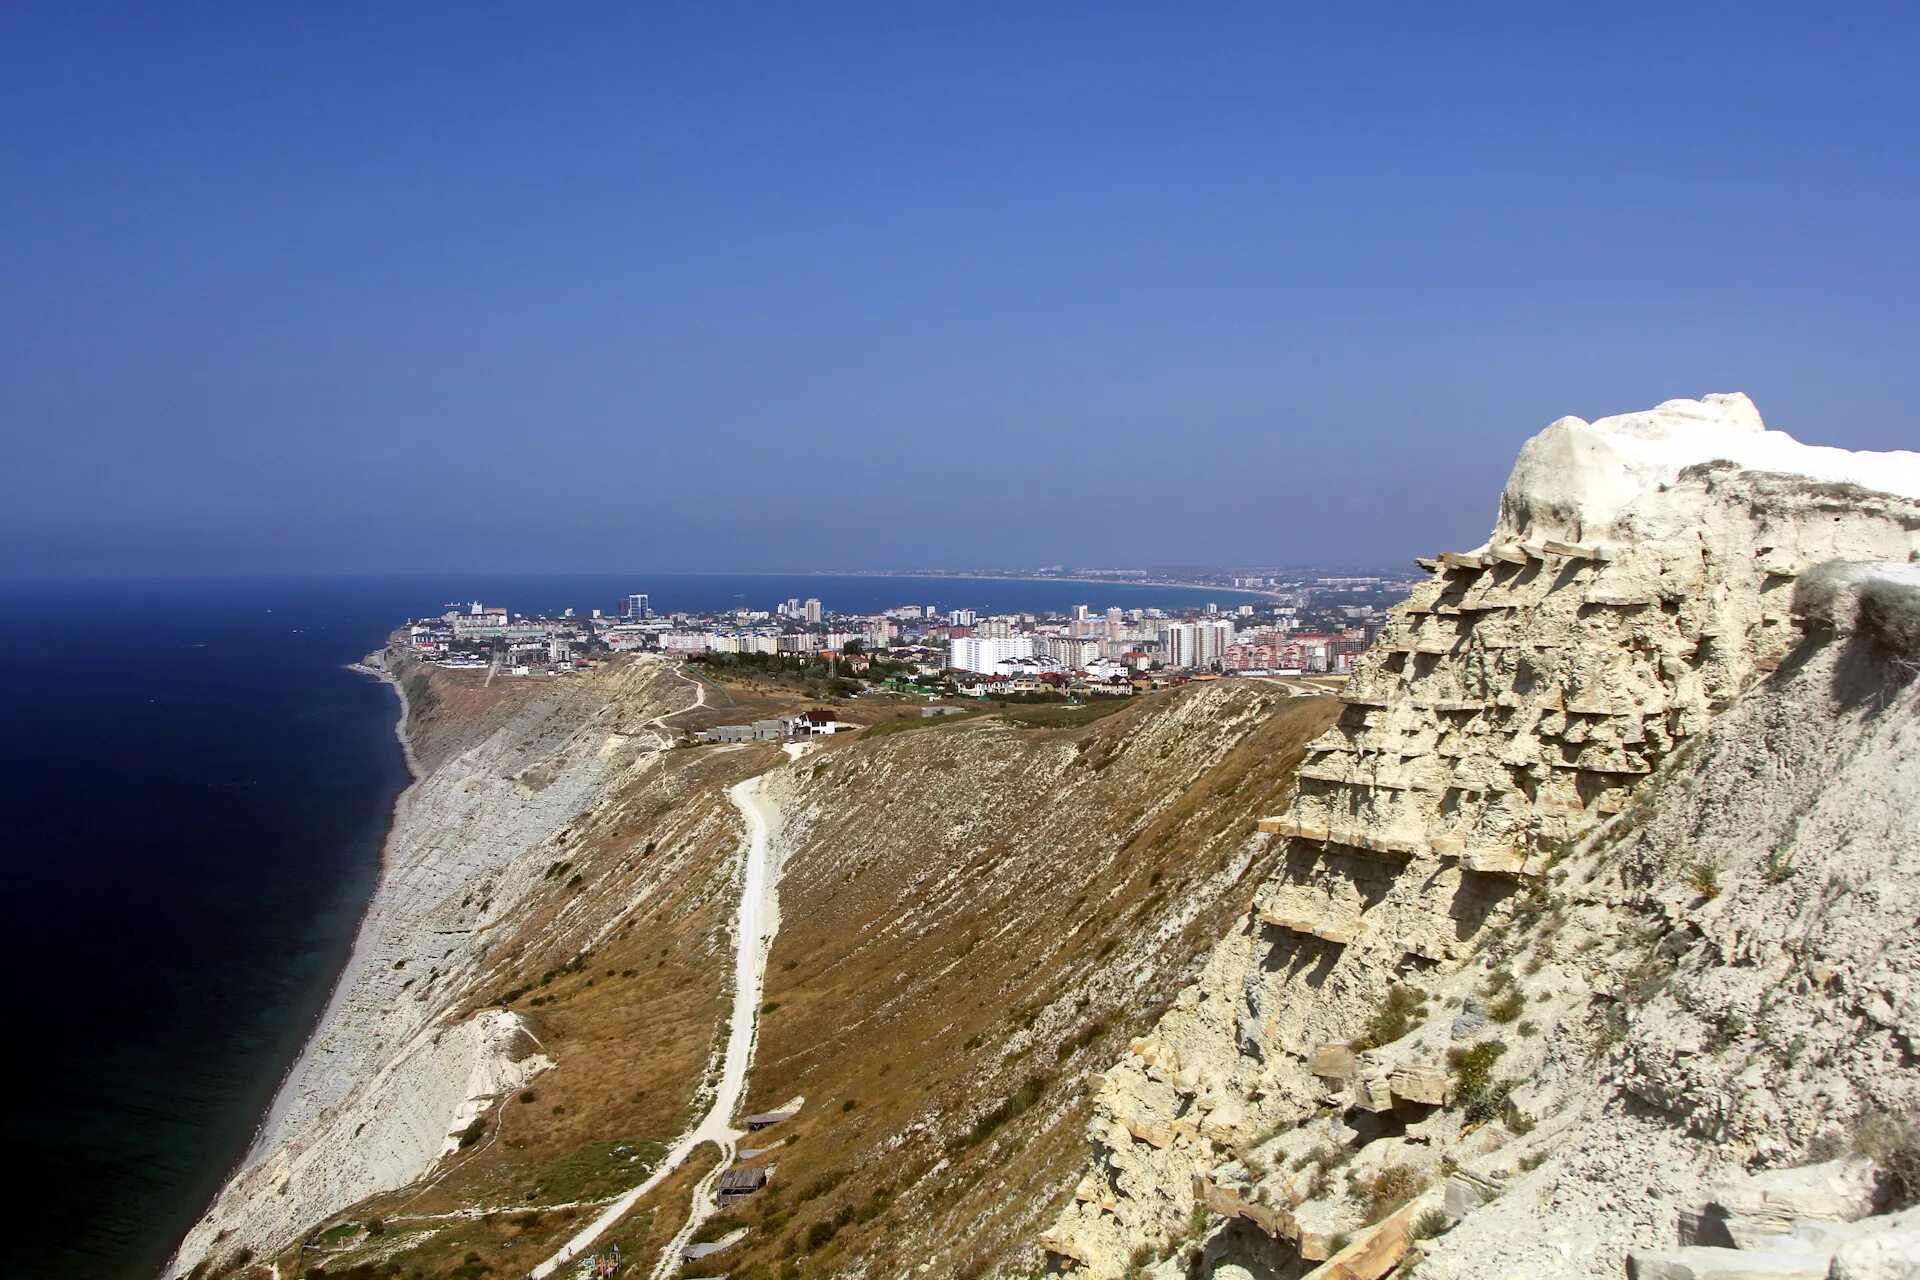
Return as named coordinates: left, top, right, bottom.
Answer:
left=1499, top=392, right=1920, bottom=542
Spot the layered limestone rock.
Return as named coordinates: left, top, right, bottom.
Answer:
left=1043, top=394, right=1920, bottom=1276
left=1403, top=561, right=1920, bottom=1277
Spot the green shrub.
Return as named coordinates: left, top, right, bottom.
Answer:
left=948, top=1075, right=1048, bottom=1152
left=1412, top=1207, right=1451, bottom=1239
left=1684, top=862, right=1720, bottom=900
left=1350, top=985, right=1429, bottom=1051
left=1488, top=990, right=1526, bottom=1024
left=1447, top=1041, right=1512, bottom=1122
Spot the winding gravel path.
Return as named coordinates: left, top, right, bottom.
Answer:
left=529, top=744, right=797, bottom=1279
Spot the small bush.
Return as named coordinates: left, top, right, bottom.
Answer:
left=1351, top=985, right=1429, bottom=1051
left=1705, top=1011, right=1748, bottom=1052
left=1293, top=1143, right=1351, bottom=1173
left=1447, top=1041, right=1512, bottom=1123
left=1854, top=1110, right=1920, bottom=1210
left=1412, top=1207, right=1451, bottom=1239
left=1057, top=1016, right=1112, bottom=1061
left=1683, top=862, right=1720, bottom=900
left=1488, top=990, right=1526, bottom=1024
left=948, top=1075, right=1048, bottom=1152
left=458, top=1115, right=488, bottom=1148
left=1356, top=1164, right=1429, bottom=1224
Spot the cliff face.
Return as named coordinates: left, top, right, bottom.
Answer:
left=174, top=658, right=728, bottom=1275
left=1044, top=395, right=1920, bottom=1277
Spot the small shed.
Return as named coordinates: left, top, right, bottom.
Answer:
left=744, top=1109, right=797, bottom=1131
left=717, top=1167, right=768, bottom=1204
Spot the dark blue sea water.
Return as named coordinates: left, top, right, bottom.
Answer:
left=0, top=574, right=1246, bottom=1279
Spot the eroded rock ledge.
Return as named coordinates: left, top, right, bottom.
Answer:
left=1045, top=394, right=1920, bottom=1278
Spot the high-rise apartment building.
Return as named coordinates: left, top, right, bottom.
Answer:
left=1158, top=620, right=1237, bottom=670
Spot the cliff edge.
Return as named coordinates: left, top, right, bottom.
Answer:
left=1044, top=395, right=1920, bottom=1278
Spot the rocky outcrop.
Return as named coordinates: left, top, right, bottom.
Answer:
left=1045, top=395, right=1920, bottom=1277
left=1629, top=1165, right=1920, bottom=1280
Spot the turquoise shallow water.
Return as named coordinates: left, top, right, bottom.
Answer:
left=0, top=573, right=1242, bottom=1278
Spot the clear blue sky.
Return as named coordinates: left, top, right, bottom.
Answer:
left=4, top=4, right=1916, bottom=575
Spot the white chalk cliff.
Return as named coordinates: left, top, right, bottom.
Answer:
left=1044, top=394, right=1920, bottom=1277
left=170, top=660, right=696, bottom=1274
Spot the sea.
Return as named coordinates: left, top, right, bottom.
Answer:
left=0, top=573, right=1253, bottom=1280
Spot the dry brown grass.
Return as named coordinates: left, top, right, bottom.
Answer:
left=267, top=667, right=1336, bottom=1280
left=706, top=685, right=1338, bottom=1279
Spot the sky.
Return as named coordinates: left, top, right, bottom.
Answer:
left=3, top=4, right=1917, bottom=576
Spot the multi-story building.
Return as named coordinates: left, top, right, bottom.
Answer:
left=660, top=632, right=712, bottom=653
left=803, top=598, right=824, bottom=625
left=1037, top=635, right=1101, bottom=668
left=1158, top=619, right=1237, bottom=670
left=451, top=607, right=510, bottom=638
left=623, top=593, right=650, bottom=620
left=948, top=635, right=1036, bottom=674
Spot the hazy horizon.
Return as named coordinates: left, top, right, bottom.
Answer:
left=6, top=6, right=1918, bottom=577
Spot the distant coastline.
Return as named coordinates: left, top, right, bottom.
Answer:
left=348, top=648, right=422, bottom=781
left=798, top=570, right=1285, bottom=600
